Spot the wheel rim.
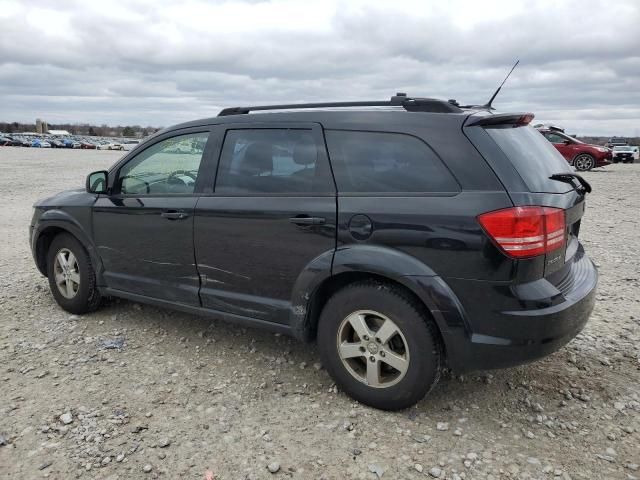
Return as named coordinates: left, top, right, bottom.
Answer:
left=575, top=155, right=594, bottom=170
left=53, top=248, right=80, bottom=299
left=336, top=310, right=410, bottom=389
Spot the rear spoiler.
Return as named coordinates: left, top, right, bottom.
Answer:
left=466, top=112, right=535, bottom=127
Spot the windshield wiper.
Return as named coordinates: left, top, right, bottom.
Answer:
left=549, top=173, right=592, bottom=194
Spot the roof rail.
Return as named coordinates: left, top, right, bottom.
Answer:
left=217, top=93, right=463, bottom=116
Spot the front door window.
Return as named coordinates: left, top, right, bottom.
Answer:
left=118, top=132, right=209, bottom=194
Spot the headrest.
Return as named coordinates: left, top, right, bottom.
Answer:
left=241, top=142, right=273, bottom=175
left=292, top=136, right=317, bottom=166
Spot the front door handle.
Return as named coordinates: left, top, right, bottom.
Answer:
left=161, top=210, right=189, bottom=220
left=289, top=215, right=326, bottom=226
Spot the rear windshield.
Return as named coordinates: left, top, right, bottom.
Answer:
left=486, top=125, right=572, bottom=193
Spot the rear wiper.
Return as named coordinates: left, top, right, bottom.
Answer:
left=549, top=173, right=592, bottom=194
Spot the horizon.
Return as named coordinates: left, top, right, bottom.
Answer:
left=2, top=118, right=638, bottom=140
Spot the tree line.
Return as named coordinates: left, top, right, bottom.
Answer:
left=0, top=121, right=162, bottom=137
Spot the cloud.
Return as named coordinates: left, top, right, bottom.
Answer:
left=0, top=0, right=639, bottom=135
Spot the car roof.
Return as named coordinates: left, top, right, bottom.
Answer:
left=160, top=94, right=484, bottom=134
left=168, top=107, right=471, bottom=129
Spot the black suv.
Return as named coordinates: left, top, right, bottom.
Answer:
left=30, top=94, right=598, bottom=410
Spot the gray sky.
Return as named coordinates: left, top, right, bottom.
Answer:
left=1, top=0, right=639, bottom=135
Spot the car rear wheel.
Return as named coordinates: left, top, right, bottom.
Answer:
left=47, top=233, right=101, bottom=314
left=317, top=281, right=442, bottom=410
left=574, top=153, right=595, bottom=171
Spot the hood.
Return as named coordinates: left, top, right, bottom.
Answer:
left=589, top=144, right=610, bottom=150
left=33, top=188, right=95, bottom=208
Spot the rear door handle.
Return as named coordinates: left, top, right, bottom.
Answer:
left=161, top=210, right=189, bottom=220
left=289, top=216, right=326, bottom=226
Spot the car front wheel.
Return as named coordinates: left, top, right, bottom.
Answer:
left=317, top=281, right=442, bottom=410
left=47, top=233, right=101, bottom=314
left=574, top=153, right=595, bottom=171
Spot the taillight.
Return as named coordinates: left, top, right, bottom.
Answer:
left=478, top=206, right=566, bottom=258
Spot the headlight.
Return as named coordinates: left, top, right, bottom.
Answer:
left=595, top=147, right=608, bottom=152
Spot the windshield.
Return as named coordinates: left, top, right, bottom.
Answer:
left=485, top=125, right=573, bottom=193
left=549, top=131, right=584, bottom=144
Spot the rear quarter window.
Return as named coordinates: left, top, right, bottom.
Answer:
left=485, top=126, right=573, bottom=193
left=325, top=130, right=460, bottom=194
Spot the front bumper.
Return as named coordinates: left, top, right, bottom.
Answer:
left=595, top=151, right=612, bottom=167
left=613, top=154, right=634, bottom=163
left=443, top=247, right=597, bottom=372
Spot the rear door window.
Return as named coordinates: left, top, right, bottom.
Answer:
left=324, top=130, right=459, bottom=194
left=215, top=129, right=334, bottom=194
left=485, top=126, right=573, bottom=193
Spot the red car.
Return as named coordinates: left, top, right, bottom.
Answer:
left=79, top=140, right=98, bottom=149
left=536, top=126, right=611, bottom=171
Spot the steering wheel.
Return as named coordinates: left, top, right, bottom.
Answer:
left=167, top=170, right=196, bottom=182
left=167, top=170, right=197, bottom=184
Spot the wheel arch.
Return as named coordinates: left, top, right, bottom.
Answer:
left=33, top=212, right=103, bottom=282
left=289, top=245, right=470, bottom=370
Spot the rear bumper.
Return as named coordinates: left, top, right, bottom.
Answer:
left=441, top=247, right=597, bottom=372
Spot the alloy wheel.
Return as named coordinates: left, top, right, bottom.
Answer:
left=53, top=248, right=80, bottom=299
left=336, top=310, right=410, bottom=388
left=574, top=155, right=594, bottom=171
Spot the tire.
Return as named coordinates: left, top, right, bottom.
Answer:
left=573, top=153, right=595, bottom=171
left=317, top=281, right=442, bottom=410
left=46, top=233, right=101, bottom=314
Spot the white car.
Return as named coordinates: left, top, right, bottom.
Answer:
left=612, top=145, right=637, bottom=164
left=97, top=141, right=124, bottom=151
left=121, top=140, right=140, bottom=151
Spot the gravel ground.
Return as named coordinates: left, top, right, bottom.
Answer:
left=0, top=148, right=638, bottom=480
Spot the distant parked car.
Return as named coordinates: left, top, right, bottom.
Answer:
left=49, top=139, right=65, bottom=148
left=606, top=137, right=628, bottom=148
left=612, top=145, right=637, bottom=163
left=97, top=141, right=124, bottom=151
left=536, top=126, right=611, bottom=171
left=0, top=136, right=22, bottom=146
left=63, top=139, right=81, bottom=149
left=80, top=140, right=97, bottom=149
left=121, top=140, right=140, bottom=151
left=32, top=139, right=51, bottom=148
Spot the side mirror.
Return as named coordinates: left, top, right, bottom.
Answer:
left=563, top=140, right=572, bottom=145
left=86, top=170, right=109, bottom=194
